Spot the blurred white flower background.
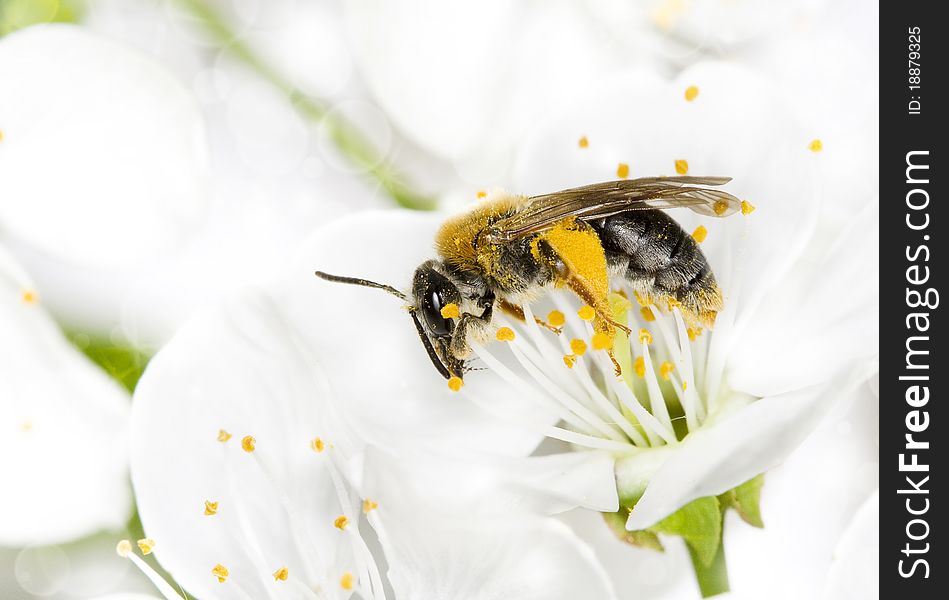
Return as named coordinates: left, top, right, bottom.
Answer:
left=0, top=1, right=878, bottom=599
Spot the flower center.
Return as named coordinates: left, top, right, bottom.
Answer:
left=463, top=286, right=730, bottom=454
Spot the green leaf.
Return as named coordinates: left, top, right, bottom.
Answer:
left=68, top=333, right=151, bottom=393
left=649, top=496, right=722, bottom=567
left=602, top=510, right=664, bottom=552
left=719, top=474, right=765, bottom=528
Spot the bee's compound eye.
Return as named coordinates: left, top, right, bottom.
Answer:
left=423, top=290, right=453, bottom=336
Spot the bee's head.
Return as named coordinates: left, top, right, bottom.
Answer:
left=409, top=260, right=465, bottom=380
left=314, top=262, right=465, bottom=381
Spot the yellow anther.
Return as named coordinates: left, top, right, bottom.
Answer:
left=592, top=332, right=613, bottom=351
left=116, top=540, right=132, bottom=557
left=212, top=564, right=229, bottom=583
left=666, top=297, right=682, bottom=311
left=547, top=310, right=566, bottom=327
left=740, top=200, right=756, bottom=215
left=310, top=437, right=326, bottom=452
left=476, top=190, right=487, bottom=199
left=21, top=289, right=38, bottom=304
left=273, top=567, right=289, bottom=581
left=447, top=376, right=464, bottom=392
left=616, top=163, right=630, bottom=179
left=217, top=429, right=232, bottom=443
left=496, top=327, right=516, bottom=342
left=639, top=329, right=653, bottom=345
left=659, top=361, right=675, bottom=380
left=563, top=355, right=577, bottom=369
left=18, top=422, right=32, bottom=433
left=640, top=307, right=656, bottom=322
left=634, top=356, right=645, bottom=378
left=241, top=435, right=256, bottom=453
left=440, top=303, right=460, bottom=319
left=570, top=339, right=588, bottom=356
left=137, top=538, right=156, bottom=556
left=809, top=139, right=823, bottom=152
left=578, top=135, right=589, bottom=148
left=713, top=199, right=730, bottom=215
left=684, top=85, right=700, bottom=102
left=682, top=381, right=689, bottom=391
left=204, top=500, right=218, bottom=516
left=633, top=291, right=649, bottom=307
left=340, top=572, right=355, bottom=591
left=578, top=305, right=596, bottom=321
left=687, top=327, right=698, bottom=342
left=363, top=499, right=379, bottom=513
left=334, top=515, right=349, bottom=530
left=0, top=129, right=4, bottom=142
left=675, top=159, right=689, bottom=175
left=691, top=225, right=708, bottom=242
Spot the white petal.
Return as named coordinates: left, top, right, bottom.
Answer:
left=624, top=382, right=839, bottom=530
left=0, top=24, right=208, bottom=268
left=822, top=490, right=879, bottom=600
left=361, top=450, right=618, bottom=600
left=0, top=244, right=131, bottom=546
left=281, top=209, right=552, bottom=458
left=729, top=202, right=879, bottom=397
left=130, top=292, right=355, bottom=600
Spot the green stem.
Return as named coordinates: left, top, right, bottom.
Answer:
left=687, top=535, right=730, bottom=598
left=174, top=0, right=435, bottom=211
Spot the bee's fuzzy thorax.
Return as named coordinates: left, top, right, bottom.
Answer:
left=434, top=193, right=527, bottom=275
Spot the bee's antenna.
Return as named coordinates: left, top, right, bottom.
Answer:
left=314, top=270, right=408, bottom=301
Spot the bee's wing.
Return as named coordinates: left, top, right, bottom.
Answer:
left=487, top=176, right=741, bottom=242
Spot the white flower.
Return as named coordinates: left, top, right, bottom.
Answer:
left=123, top=225, right=618, bottom=598
left=0, top=242, right=131, bottom=546
left=301, top=61, right=877, bottom=594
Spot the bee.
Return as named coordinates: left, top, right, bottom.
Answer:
left=315, top=176, right=740, bottom=384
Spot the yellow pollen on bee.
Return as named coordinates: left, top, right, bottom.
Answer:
left=684, top=85, right=700, bottom=101
left=741, top=200, right=756, bottom=215
left=496, top=327, right=516, bottom=342
left=570, top=339, right=588, bottom=356
left=137, top=538, right=156, bottom=556
left=273, top=567, right=289, bottom=581
left=212, top=564, right=229, bottom=583
left=447, top=376, right=464, bottom=392
left=476, top=190, right=487, bottom=199
left=563, top=355, right=577, bottom=369
left=659, top=361, right=675, bottom=380
left=578, top=135, right=589, bottom=148
left=809, top=139, right=823, bottom=152
left=578, top=305, right=596, bottom=321
left=241, top=435, right=256, bottom=453
left=217, top=429, right=232, bottom=443
left=363, top=499, right=379, bottom=513
left=116, top=540, right=132, bottom=557
left=310, top=437, right=325, bottom=452
left=21, top=289, right=39, bottom=304
left=639, top=329, right=653, bottom=345
left=634, top=356, right=646, bottom=378
left=712, top=200, right=730, bottom=216
left=340, top=572, right=355, bottom=591
left=640, top=307, right=656, bottom=322
left=440, top=303, right=460, bottom=319
left=204, top=500, right=219, bottom=516
left=675, top=159, right=689, bottom=175
left=592, top=332, right=614, bottom=351
left=547, top=310, right=566, bottom=327
left=691, top=225, right=708, bottom=243
left=616, top=163, right=630, bottom=179
left=334, top=515, right=349, bottom=530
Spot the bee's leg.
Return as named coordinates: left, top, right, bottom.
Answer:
left=449, top=296, right=495, bottom=359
